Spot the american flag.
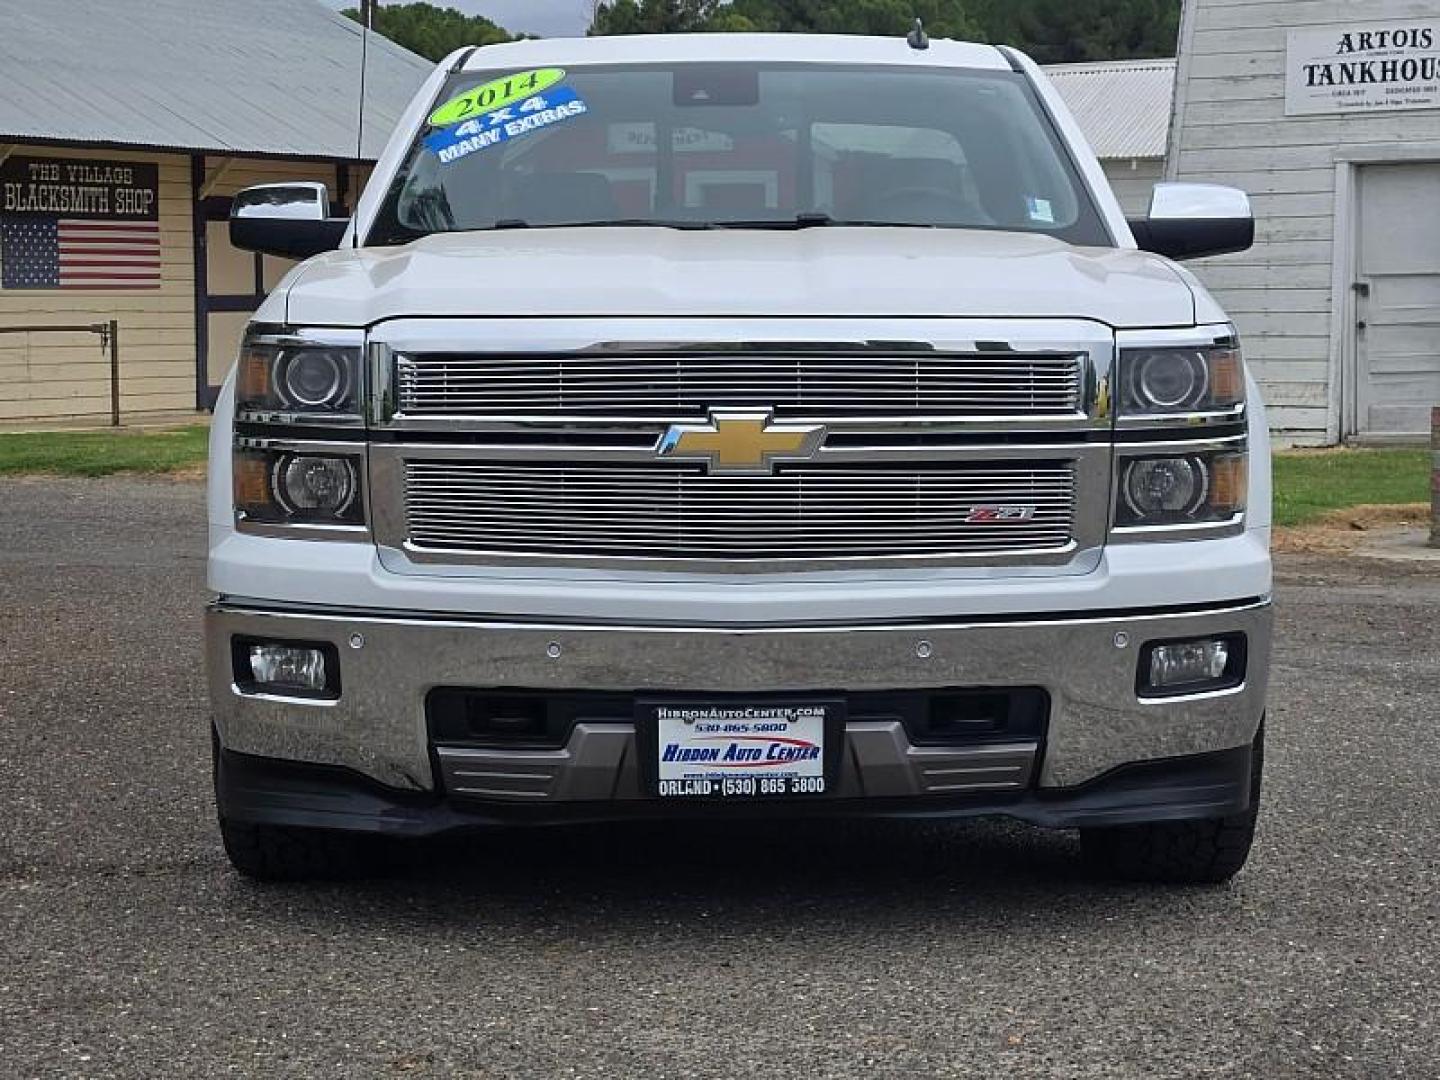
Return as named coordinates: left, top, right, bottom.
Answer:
left=0, top=216, right=161, bottom=290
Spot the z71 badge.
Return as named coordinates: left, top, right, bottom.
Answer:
left=965, top=505, right=1038, bottom=522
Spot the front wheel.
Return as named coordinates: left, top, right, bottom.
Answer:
left=213, top=728, right=383, bottom=881
left=1080, top=726, right=1264, bottom=885
left=218, top=818, right=375, bottom=882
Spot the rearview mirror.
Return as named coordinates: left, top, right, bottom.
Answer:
left=230, top=183, right=349, bottom=260
left=1127, top=183, right=1254, bottom=261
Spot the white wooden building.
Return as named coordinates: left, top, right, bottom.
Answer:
left=1046, top=58, right=1175, bottom=216
left=1170, top=0, right=1440, bottom=444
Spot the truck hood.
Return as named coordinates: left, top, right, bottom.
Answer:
left=283, top=228, right=1198, bottom=328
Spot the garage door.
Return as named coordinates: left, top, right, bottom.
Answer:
left=1354, top=162, right=1440, bottom=439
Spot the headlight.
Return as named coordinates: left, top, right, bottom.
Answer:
left=235, top=447, right=364, bottom=526
left=1119, top=345, right=1244, bottom=417
left=232, top=328, right=367, bottom=535
left=237, top=342, right=362, bottom=418
left=1123, top=457, right=1205, bottom=518
left=275, top=455, right=358, bottom=516
left=1115, top=451, right=1246, bottom=528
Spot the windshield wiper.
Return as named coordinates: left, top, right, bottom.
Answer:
left=473, top=214, right=940, bottom=232
left=713, top=213, right=938, bottom=230
left=690, top=212, right=837, bottom=229
left=482, top=219, right=718, bottom=231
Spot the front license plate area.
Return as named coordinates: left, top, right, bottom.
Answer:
left=638, top=698, right=845, bottom=799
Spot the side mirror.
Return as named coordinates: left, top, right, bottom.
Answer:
left=229, top=183, right=349, bottom=260
left=1127, top=183, right=1254, bottom=261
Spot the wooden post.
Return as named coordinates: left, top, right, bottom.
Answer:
left=1431, top=406, right=1439, bottom=548
left=108, top=320, right=120, bottom=428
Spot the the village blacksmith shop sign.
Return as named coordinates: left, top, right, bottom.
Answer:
left=1287, top=23, right=1440, bottom=116
left=1, top=156, right=159, bottom=220
left=0, top=157, right=161, bottom=290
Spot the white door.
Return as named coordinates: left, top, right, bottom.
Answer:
left=1353, top=162, right=1440, bottom=438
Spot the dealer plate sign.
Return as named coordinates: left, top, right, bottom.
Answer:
left=644, top=700, right=838, bottom=798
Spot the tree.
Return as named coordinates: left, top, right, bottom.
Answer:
left=341, top=2, right=512, bottom=61
left=588, top=0, right=1181, bottom=61
left=962, top=0, right=1180, bottom=62
left=591, top=0, right=974, bottom=36
left=589, top=0, right=726, bottom=35
left=724, top=0, right=976, bottom=39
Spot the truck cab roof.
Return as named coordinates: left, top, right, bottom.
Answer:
left=454, top=33, right=1014, bottom=74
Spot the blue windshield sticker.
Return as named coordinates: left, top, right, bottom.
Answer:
left=424, top=87, right=588, bottom=165
left=1025, top=196, right=1055, bottom=224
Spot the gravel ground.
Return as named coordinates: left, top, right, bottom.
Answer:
left=1, top=476, right=1437, bottom=1079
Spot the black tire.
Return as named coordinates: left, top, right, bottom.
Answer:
left=219, top=817, right=376, bottom=882
left=1081, top=726, right=1264, bottom=885
left=212, top=728, right=383, bottom=882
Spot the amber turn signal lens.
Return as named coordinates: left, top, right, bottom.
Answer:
left=234, top=451, right=273, bottom=511
left=1208, top=453, right=1248, bottom=515
left=237, top=349, right=272, bottom=405
left=1207, top=349, right=1244, bottom=407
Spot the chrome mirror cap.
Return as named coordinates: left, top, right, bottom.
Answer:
left=1148, top=183, right=1252, bottom=222
left=231, top=182, right=330, bottom=222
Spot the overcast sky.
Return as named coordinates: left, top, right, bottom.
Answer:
left=476, top=0, right=591, bottom=36
left=324, top=0, right=591, bottom=38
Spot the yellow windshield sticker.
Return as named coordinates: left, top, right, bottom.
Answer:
left=428, top=68, right=567, bottom=128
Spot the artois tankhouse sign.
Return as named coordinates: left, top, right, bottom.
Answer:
left=1286, top=22, right=1440, bottom=116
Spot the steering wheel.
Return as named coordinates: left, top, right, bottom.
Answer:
left=866, top=185, right=972, bottom=220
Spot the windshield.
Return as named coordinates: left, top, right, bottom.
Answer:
left=367, top=62, right=1110, bottom=245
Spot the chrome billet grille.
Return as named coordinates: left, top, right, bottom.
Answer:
left=403, top=461, right=1076, bottom=560
left=394, top=353, right=1084, bottom=418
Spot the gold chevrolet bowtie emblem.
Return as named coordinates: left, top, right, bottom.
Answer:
left=657, top=409, right=826, bottom=474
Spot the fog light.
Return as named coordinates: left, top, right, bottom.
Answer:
left=248, top=644, right=327, bottom=692
left=1140, top=635, right=1244, bottom=696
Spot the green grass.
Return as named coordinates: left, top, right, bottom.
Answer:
left=0, top=424, right=209, bottom=477
left=1273, top=448, right=1430, bottom=527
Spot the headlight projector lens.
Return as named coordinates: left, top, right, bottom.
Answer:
left=274, top=455, right=357, bottom=516
left=280, top=350, right=349, bottom=409
left=1129, top=350, right=1209, bottom=411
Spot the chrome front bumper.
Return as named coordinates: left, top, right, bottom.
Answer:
left=206, top=599, right=1271, bottom=799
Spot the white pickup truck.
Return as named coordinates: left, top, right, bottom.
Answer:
left=207, top=32, right=1272, bottom=883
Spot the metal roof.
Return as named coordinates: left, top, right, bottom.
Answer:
left=1042, top=58, right=1176, bottom=161
left=0, top=0, right=431, bottom=160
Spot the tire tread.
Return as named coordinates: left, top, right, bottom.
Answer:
left=219, top=819, right=371, bottom=882
left=1081, top=727, right=1264, bottom=885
